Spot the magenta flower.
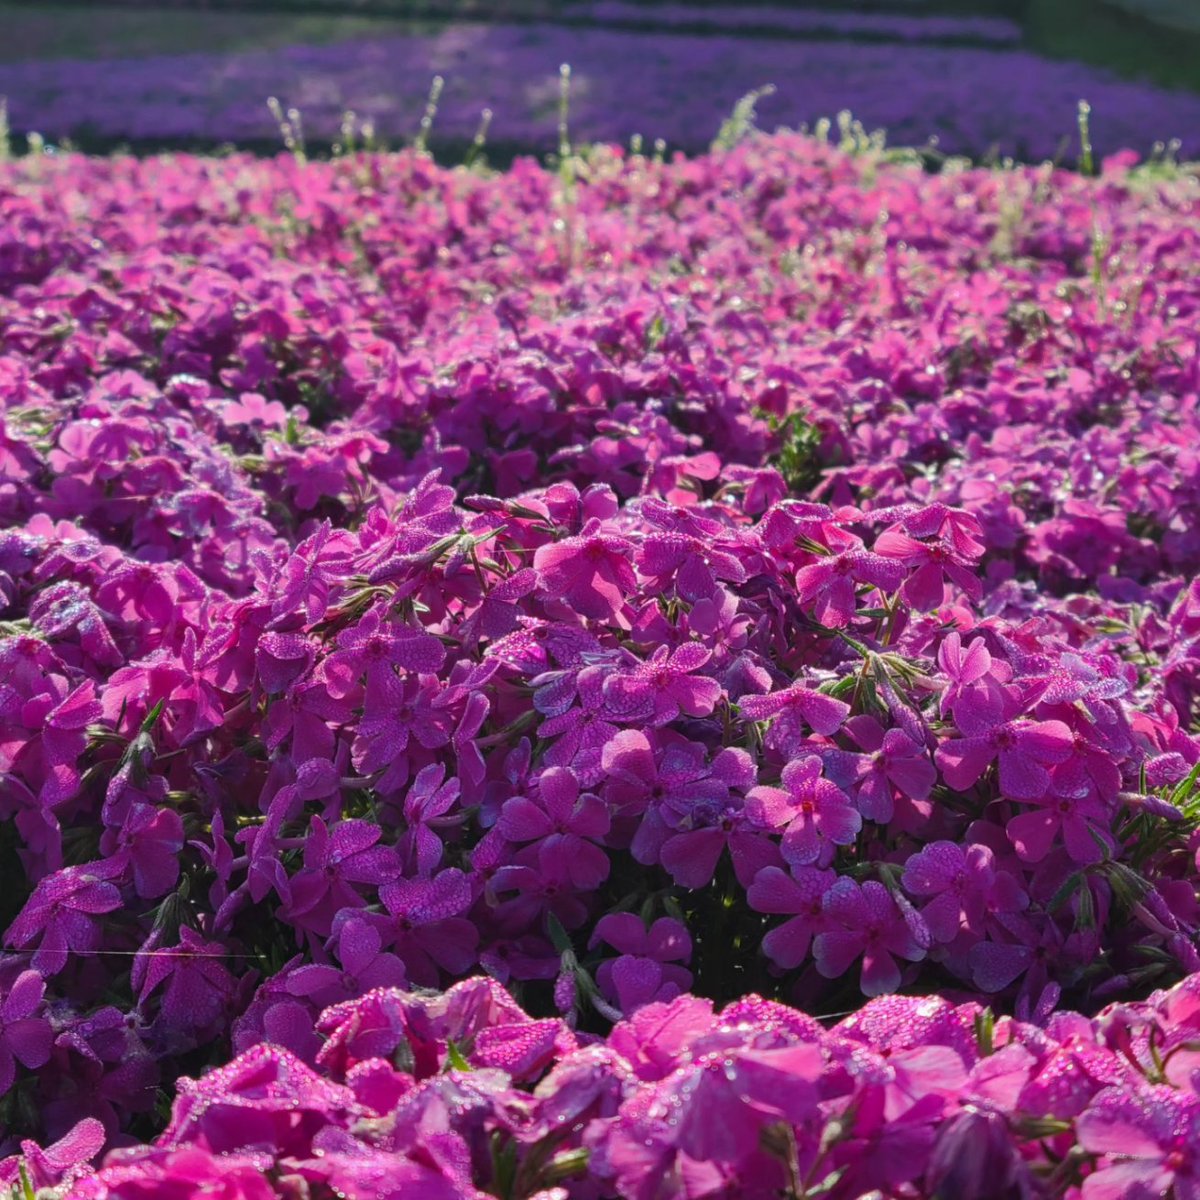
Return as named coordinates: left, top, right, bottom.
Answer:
left=350, top=670, right=451, bottom=792
left=902, top=841, right=1027, bottom=943
left=937, top=631, right=1005, bottom=718
left=533, top=519, right=637, bottom=622
left=748, top=865, right=836, bottom=969
left=794, top=530, right=906, bottom=628
left=397, top=763, right=462, bottom=876
left=740, top=682, right=851, bottom=752
left=601, top=729, right=734, bottom=820
left=1077, top=1086, right=1200, bottom=1200
left=100, top=802, right=185, bottom=900
left=0, top=970, right=54, bottom=1095
left=1006, top=779, right=1114, bottom=864
left=874, top=526, right=983, bottom=609
left=134, top=929, right=238, bottom=1047
left=936, top=711, right=1074, bottom=799
left=590, top=914, right=693, bottom=1014
left=747, top=755, right=861, bottom=867
left=602, top=642, right=722, bottom=725
left=4, top=863, right=123, bottom=975
left=283, top=816, right=400, bottom=938
left=497, top=766, right=610, bottom=890
left=840, top=714, right=936, bottom=823
left=37, top=680, right=102, bottom=807
left=379, top=868, right=479, bottom=985
left=2, top=1118, right=105, bottom=1194
left=321, top=605, right=446, bottom=697
left=814, top=878, right=927, bottom=996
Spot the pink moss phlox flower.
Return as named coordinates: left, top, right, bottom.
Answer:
left=284, top=816, right=400, bottom=938
left=601, top=729, right=735, bottom=821
left=902, top=841, right=1028, bottom=943
left=793, top=526, right=906, bottom=628
left=747, top=755, right=861, bottom=868
left=100, top=802, right=185, bottom=900
left=747, top=865, right=836, bottom=969
left=937, top=630, right=1009, bottom=719
left=263, top=676, right=353, bottom=764
left=0, top=969, right=54, bottom=1096
left=132, top=928, right=237, bottom=1048
left=67, top=1146, right=279, bottom=1200
left=838, top=713, right=936, bottom=823
left=535, top=664, right=621, bottom=785
left=1077, top=1085, right=1200, bottom=1200
left=1006, top=770, right=1115, bottom=864
left=590, top=914, right=693, bottom=1015
left=874, top=518, right=984, bottom=610
left=4, top=861, right=123, bottom=976
left=602, top=642, right=722, bottom=725
left=100, top=629, right=225, bottom=747
left=160, top=1042, right=356, bottom=1158
left=664, top=1041, right=824, bottom=1167
left=350, top=670, right=451, bottom=791
left=626, top=743, right=768, bottom=889
left=379, top=868, right=480, bottom=986
left=936, top=695, right=1074, bottom=799
left=0, top=1118, right=105, bottom=1194
left=321, top=604, right=447, bottom=698
left=496, top=766, right=611, bottom=890
left=37, top=680, right=103, bottom=807
left=814, top=878, right=927, bottom=997
left=532, top=518, right=637, bottom=623
left=397, top=763, right=463, bottom=876
left=606, top=994, right=718, bottom=1082
left=254, top=631, right=316, bottom=695
left=740, top=682, right=851, bottom=752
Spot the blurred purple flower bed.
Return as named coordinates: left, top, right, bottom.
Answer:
left=3, top=113, right=1200, bottom=1195
left=0, top=18, right=1197, bottom=157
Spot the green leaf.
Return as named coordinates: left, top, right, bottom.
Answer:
left=974, top=1008, right=995, bottom=1057
left=546, top=912, right=574, bottom=956
left=445, top=1040, right=472, bottom=1073
left=139, top=698, right=166, bottom=735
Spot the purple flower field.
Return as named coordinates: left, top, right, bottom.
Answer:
left=0, top=17, right=1198, bottom=159
left=2, top=55, right=1200, bottom=1200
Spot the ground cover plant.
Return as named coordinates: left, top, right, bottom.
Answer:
left=1, top=110, right=1200, bottom=1197
left=2, top=15, right=1200, bottom=159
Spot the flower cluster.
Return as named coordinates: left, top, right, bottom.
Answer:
left=1, top=129, right=1199, bottom=1172
left=10, top=971, right=1200, bottom=1200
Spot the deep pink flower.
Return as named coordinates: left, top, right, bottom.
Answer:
left=283, top=816, right=400, bottom=938
left=379, top=868, right=479, bottom=985
left=590, top=914, right=693, bottom=1015
left=839, top=714, right=936, bottom=823
left=1078, top=1086, right=1200, bottom=1200
left=602, top=642, right=722, bottom=725
left=4, top=862, right=123, bottom=975
left=794, top=529, right=906, bottom=628
left=740, top=683, right=851, bottom=748
left=497, top=766, right=610, bottom=890
left=533, top=519, right=637, bottom=622
left=0, top=970, right=54, bottom=1095
left=748, top=865, right=836, bottom=969
left=902, top=841, right=1027, bottom=943
left=936, top=712, right=1073, bottom=799
left=134, top=928, right=238, bottom=1046
left=874, top=526, right=983, bottom=609
left=747, top=755, right=861, bottom=867
left=814, top=878, right=927, bottom=996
